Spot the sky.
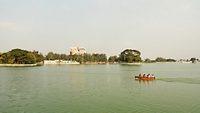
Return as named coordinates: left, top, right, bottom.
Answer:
left=0, top=0, right=200, bottom=59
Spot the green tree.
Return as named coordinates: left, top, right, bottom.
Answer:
left=0, top=53, right=4, bottom=63
left=144, top=58, right=156, bottom=63
left=108, top=56, right=118, bottom=63
left=60, top=54, right=68, bottom=60
left=46, top=52, right=55, bottom=60
left=190, top=57, right=197, bottom=63
left=99, top=54, right=107, bottom=62
left=119, top=49, right=141, bottom=63
left=155, top=57, right=166, bottom=62
left=33, top=51, right=44, bottom=62
left=144, top=58, right=151, bottom=63
left=25, top=53, right=36, bottom=64
left=0, top=49, right=44, bottom=64
left=166, top=58, right=176, bottom=62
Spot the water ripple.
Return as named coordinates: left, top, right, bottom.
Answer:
left=158, top=78, right=200, bottom=84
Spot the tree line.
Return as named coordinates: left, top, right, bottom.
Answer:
left=45, top=52, right=107, bottom=63
left=45, top=49, right=142, bottom=64
left=144, top=57, right=176, bottom=63
left=1, top=48, right=198, bottom=64
left=45, top=52, right=107, bottom=64
left=143, top=57, right=200, bottom=63
left=0, top=48, right=142, bottom=64
left=0, top=49, right=108, bottom=64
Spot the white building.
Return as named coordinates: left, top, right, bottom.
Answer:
left=70, top=47, right=86, bottom=55
left=44, top=60, right=80, bottom=64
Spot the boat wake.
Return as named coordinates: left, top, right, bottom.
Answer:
left=158, top=77, right=200, bottom=85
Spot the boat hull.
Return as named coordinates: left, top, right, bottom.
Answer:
left=135, top=76, right=155, bottom=81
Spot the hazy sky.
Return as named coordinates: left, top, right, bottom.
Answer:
left=0, top=0, right=200, bottom=59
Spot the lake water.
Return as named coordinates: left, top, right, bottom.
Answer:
left=0, top=63, right=200, bottom=113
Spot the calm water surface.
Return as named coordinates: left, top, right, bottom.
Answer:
left=0, top=63, right=200, bottom=113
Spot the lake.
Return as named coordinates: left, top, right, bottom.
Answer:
left=0, top=63, right=200, bottom=113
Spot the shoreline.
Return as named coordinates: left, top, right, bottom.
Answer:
left=0, top=62, right=198, bottom=67
left=0, top=64, right=42, bottom=67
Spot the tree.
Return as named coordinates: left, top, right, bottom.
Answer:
left=155, top=57, right=166, bottom=62
left=33, top=51, right=44, bottom=62
left=6, top=49, right=28, bottom=64
left=60, top=54, right=68, bottom=60
left=46, top=52, right=55, bottom=60
left=0, top=53, right=4, bottom=64
left=119, top=49, right=141, bottom=63
left=108, top=56, right=118, bottom=63
left=25, top=53, right=36, bottom=64
left=144, top=58, right=151, bottom=63
left=0, top=49, right=44, bottom=64
left=166, top=58, right=176, bottom=62
left=190, top=57, right=197, bottom=63
left=98, top=54, right=107, bottom=62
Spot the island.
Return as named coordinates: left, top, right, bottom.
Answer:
left=0, top=49, right=44, bottom=67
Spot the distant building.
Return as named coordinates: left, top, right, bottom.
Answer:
left=44, top=60, right=80, bottom=64
left=70, top=47, right=86, bottom=55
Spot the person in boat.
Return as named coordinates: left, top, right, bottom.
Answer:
left=143, top=74, right=146, bottom=77
left=139, top=73, right=142, bottom=77
left=147, top=74, right=151, bottom=78
left=152, top=74, right=155, bottom=79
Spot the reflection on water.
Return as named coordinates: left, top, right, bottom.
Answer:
left=135, top=79, right=156, bottom=85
